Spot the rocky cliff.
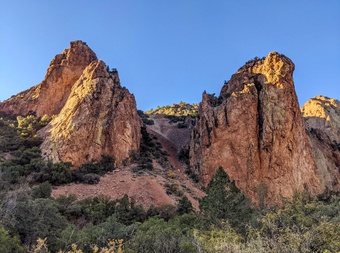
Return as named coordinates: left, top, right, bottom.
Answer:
left=39, top=60, right=141, bottom=167
left=301, top=96, right=340, bottom=192
left=0, top=41, right=98, bottom=117
left=190, top=52, right=323, bottom=205
left=301, top=96, right=340, bottom=144
left=0, top=41, right=141, bottom=167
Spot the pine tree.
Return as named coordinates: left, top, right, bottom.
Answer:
left=177, top=196, right=193, bottom=215
left=199, top=166, right=253, bottom=233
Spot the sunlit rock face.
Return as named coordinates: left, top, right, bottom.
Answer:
left=0, top=41, right=98, bottom=117
left=190, top=52, right=322, bottom=205
left=301, top=96, right=340, bottom=192
left=39, top=60, right=142, bottom=167
left=0, top=40, right=142, bottom=168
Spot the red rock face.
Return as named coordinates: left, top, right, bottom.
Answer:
left=0, top=41, right=98, bottom=117
left=0, top=41, right=141, bottom=168
left=190, top=52, right=322, bottom=205
left=39, top=60, right=141, bottom=167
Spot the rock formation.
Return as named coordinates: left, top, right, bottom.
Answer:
left=0, top=41, right=141, bottom=167
left=301, top=96, right=340, bottom=143
left=190, top=52, right=322, bottom=205
left=0, top=41, right=97, bottom=117
left=39, top=60, right=141, bottom=167
left=301, top=96, right=340, bottom=192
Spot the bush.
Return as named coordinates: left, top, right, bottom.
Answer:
left=178, top=146, right=189, bottom=162
left=78, top=156, right=115, bottom=176
left=129, top=216, right=197, bottom=253
left=80, top=173, right=100, bottom=184
left=159, top=204, right=176, bottom=221
left=49, top=162, right=73, bottom=185
left=0, top=225, right=23, bottom=253
left=32, top=182, right=52, bottom=199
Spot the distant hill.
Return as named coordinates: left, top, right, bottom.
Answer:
left=145, top=102, right=199, bottom=116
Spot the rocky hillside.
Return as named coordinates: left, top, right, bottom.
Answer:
left=190, top=52, right=339, bottom=205
left=0, top=41, right=203, bottom=209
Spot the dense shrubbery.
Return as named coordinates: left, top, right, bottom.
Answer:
left=1, top=162, right=339, bottom=252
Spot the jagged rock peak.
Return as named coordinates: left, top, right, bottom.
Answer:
left=0, top=40, right=98, bottom=117
left=221, top=52, right=295, bottom=97
left=39, top=59, right=141, bottom=167
left=301, top=95, right=340, bottom=143
left=190, top=52, right=321, bottom=205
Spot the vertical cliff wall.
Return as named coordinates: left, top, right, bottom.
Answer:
left=190, top=52, right=321, bottom=204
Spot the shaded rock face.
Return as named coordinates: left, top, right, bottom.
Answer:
left=301, top=96, right=340, bottom=144
left=0, top=41, right=98, bottom=117
left=301, top=96, right=340, bottom=192
left=39, top=60, right=141, bottom=167
left=190, top=52, right=321, bottom=205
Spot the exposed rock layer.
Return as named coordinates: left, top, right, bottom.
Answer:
left=190, top=52, right=323, bottom=205
left=39, top=60, right=141, bottom=167
left=0, top=41, right=97, bottom=117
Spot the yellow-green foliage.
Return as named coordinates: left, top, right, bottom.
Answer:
left=16, top=114, right=51, bottom=137
left=194, top=224, right=241, bottom=253
left=30, top=238, right=124, bottom=253
left=145, top=101, right=198, bottom=116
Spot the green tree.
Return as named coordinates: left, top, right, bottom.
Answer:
left=0, top=225, right=23, bottom=253
left=177, top=196, right=193, bottom=215
left=199, top=166, right=253, bottom=233
left=13, top=198, right=67, bottom=250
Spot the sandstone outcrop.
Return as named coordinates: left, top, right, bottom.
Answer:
left=0, top=41, right=97, bottom=117
left=190, top=52, right=322, bottom=205
left=39, top=60, right=141, bottom=167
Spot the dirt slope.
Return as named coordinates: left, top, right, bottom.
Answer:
left=52, top=114, right=204, bottom=210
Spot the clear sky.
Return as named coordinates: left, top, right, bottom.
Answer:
left=0, top=1, right=339, bottom=111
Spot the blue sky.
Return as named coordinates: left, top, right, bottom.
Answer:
left=0, top=1, right=339, bottom=111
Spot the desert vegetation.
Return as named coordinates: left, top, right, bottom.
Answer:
left=0, top=115, right=339, bottom=253
left=145, top=101, right=198, bottom=117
